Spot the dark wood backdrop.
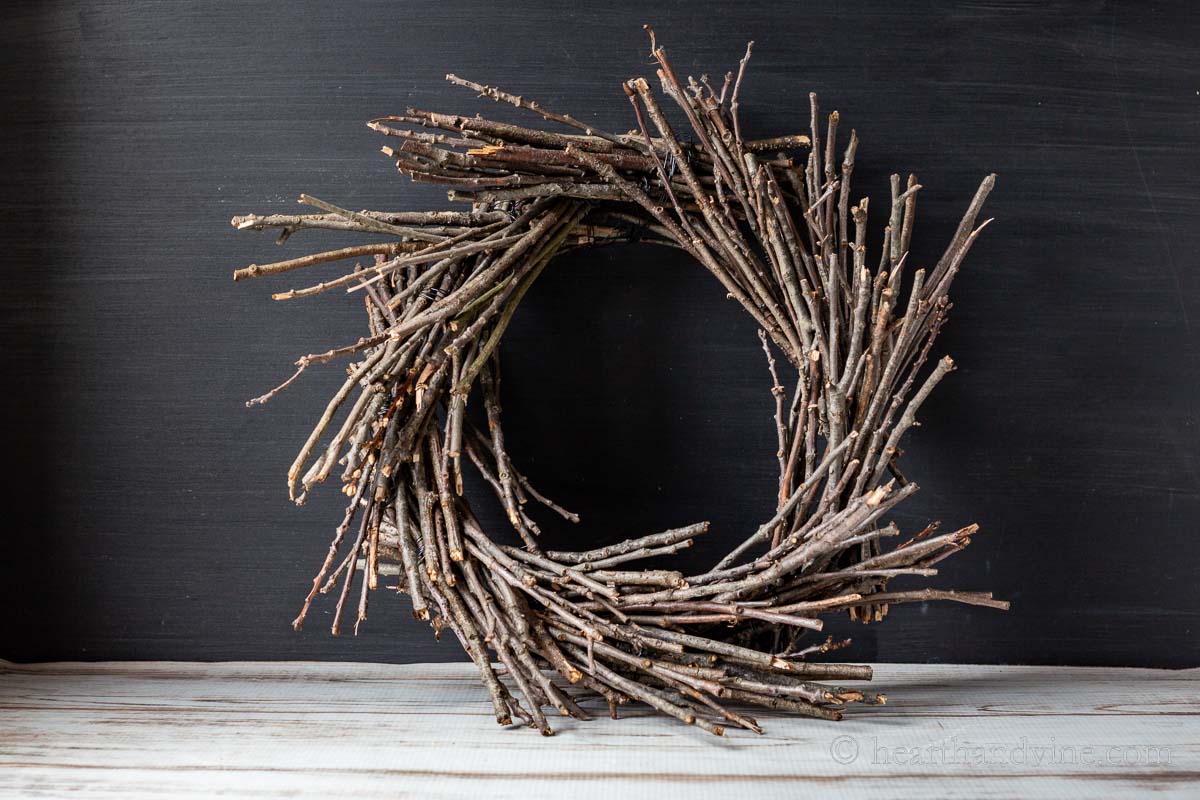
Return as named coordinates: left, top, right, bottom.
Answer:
left=3, top=0, right=1197, bottom=667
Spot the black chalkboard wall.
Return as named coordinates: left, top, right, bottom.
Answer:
left=2, top=0, right=1197, bottom=668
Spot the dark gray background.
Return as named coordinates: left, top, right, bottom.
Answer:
left=3, top=0, right=1197, bottom=667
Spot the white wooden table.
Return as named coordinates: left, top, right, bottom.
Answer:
left=1, top=660, right=1195, bottom=798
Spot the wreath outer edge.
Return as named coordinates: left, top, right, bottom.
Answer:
left=232, top=32, right=1004, bottom=736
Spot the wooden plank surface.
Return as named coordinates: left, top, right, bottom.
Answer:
left=1, top=661, right=1196, bottom=798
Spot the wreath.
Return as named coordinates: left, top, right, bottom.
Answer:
left=233, top=30, right=1004, bottom=736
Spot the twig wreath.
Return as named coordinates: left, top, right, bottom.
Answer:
left=233, top=31, right=1004, bottom=736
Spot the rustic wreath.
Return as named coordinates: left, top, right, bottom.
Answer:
left=232, top=31, right=1005, bottom=736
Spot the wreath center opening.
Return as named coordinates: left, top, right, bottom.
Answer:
left=492, top=241, right=784, bottom=571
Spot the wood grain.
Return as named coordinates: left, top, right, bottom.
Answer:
left=0, top=1, right=1197, bottom=666
left=1, top=660, right=1196, bottom=798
